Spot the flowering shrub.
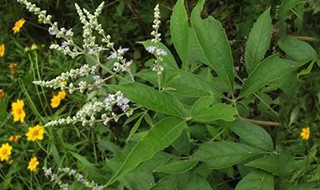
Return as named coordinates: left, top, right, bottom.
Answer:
left=0, top=0, right=319, bottom=189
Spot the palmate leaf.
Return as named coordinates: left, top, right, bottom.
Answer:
left=235, top=170, right=274, bottom=190
left=194, top=142, right=265, bottom=169
left=186, top=27, right=210, bottom=69
left=240, top=54, right=297, bottom=97
left=106, top=117, right=187, bottom=186
left=245, top=8, right=272, bottom=74
left=279, top=36, right=317, bottom=62
left=190, top=0, right=234, bottom=91
left=170, top=0, right=189, bottom=67
left=167, top=69, right=222, bottom=98
left=136, top=69, right=222, bottom=98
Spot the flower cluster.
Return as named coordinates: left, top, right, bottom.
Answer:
left=51, top=90, right=67, bottom=108
left=43, top=167, right=69, bottom=190
left=16, top=0, right=80, bottom=58
left=106, top=46, right=133, bottom=73
left=75, top=2, right=105, bottom=54
left=59, top=167, right=104, bottom=190
left=45, top=91, right=133, bottom=127
left=14, top=0, right=135, bottom=139
left=43, top=167, right=103, bottom=190
left=4, top=98, right=45, bottom=171
left=33, top=64, right=98, bottom=93
left=145, top=4, right=167, bottom=76
left=151, top=5, right=161, bottom=44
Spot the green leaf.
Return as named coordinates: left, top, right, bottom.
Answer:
left=149, top=175, right=179, bottom=190
left=191, top=96, right=237, bottom=122
left=70, top=152, right=98, bottom=170
left=191, top=0, right=234, bottom=91
left=171, top=130, right=190, bottom=154
left=108, top=83, right=186, bottom=117
left=124, top=172, right=155, bottom=190
left=245, top=8, right=272, bottom=74
left=106, top=117, right=187, bottom=185
left=235, top=170, right=274, bottom=190
left=240, top=54, right=297, bottom=97
left=167, top=69, right=222, bottom=98
left=226, top=120, right=274, bottom=151
left=136, top=69, right=222, bottom=98
left=279, top=36, right=317, bottom=62
left=298, top=60, right=315, bottom=77
left=49, top=143, right=61, bottom=166
left=186, top=174, right=212, bottom=190
left=127, top=112, right=145, bottom=141
left=245, top=154, right=279, bottom=176
left=194, top=142, right=264, bottom=169
left=171, top=0, right=189, bottom=66
left=279, top=0, right=303, bottom=23
left=155, top=159, right=198, bottom=174
left=186, top=27, right=210, bottom=69
left=138, top=40, right=178, bottom=69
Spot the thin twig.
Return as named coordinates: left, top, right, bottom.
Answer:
left=292, top=35, right=319, bottom=42
left=239, top=117, right=281, bottom=126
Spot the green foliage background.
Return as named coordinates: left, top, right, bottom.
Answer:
left=0, top=0, right=319, bottom=189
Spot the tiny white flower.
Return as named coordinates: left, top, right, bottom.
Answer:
left=146, top=46, right=156, bottom=53
left=106, top=52, right=117, bottom=60
left=48, top=28, right=57, bottom=35
left=156, top=48, right=167, bottom=56
left=43, top=167, right=52, bottom=177
left=117, top=46, right=129, bottom=54
left=103, top=94, right=115, bottom=104
left=98, top=47, right=109, bottom=51
left=65, top=28, right=73, bottom=36
left=61, top=41, right=68, bottom=48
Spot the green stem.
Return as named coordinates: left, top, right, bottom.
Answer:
left=19, top=80, right=44, bottom=123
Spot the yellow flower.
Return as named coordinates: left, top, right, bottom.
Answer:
left=9, top=135, right=21, bottom=142
left=31, top=43, right=38, bottom=50
left=0, top=89, right=5, bottom=99
left=24, top=47, right=30, bottom=52
left=26, top=124, right=45, bottom=141
left=37, top=18, right=43, bottom=24
left=57, top=90, right=67, bottom=100
left=12, top=18, right=25, bottom=33
left=0, top=143, right=12, bottom=162
left=50, top=90, right=67, bottom=108
left=9, top=62, right=17, bottom=70
left=0, top=44, right=5, bottom=57
left=300, top=127, right=310, bottom=140
left=50, top=95, right=61, bottom=108
left=28, top=156, right=39, bottom=172
left=11, top=99, right=26, bottom=123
